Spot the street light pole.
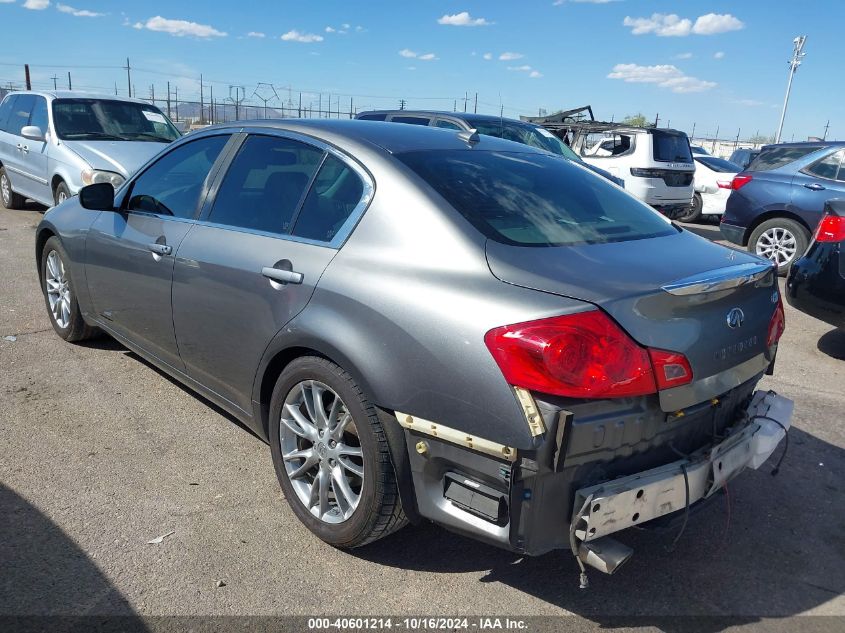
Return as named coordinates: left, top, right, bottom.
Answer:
left=775, top=35, right=807, bottom=144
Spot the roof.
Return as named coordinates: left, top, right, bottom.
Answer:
left=4, top=90, right=152, bottom=105
left=761, top=141, right=845, bottom=149
left=196, top=118, right=548, bottom=155
left=357, top=109, right=541, bottom=126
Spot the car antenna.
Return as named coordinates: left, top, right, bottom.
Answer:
left=458, top=128, right=480, bottom=145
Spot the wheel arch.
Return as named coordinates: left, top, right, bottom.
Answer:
left=50, top=174, right=66, bottom=196
left=34, top=226, right=57, bottom=283
left=744, top=209, right=812, bottom=245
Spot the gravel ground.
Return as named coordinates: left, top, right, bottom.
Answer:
left=1, top=206, right=843, bottom=632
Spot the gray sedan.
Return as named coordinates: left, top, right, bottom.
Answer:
left=35, top=120, right=792, bottom=583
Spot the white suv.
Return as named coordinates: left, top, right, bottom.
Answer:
left=574, top=127, right=695, bottom=218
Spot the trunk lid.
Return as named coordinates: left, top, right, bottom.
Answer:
left=486, top=229, right=778, bottom=406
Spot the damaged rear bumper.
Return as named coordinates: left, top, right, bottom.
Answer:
left=570, top=390, right=793, bottom=573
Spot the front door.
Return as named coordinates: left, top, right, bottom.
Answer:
left=84, top=134, right=230, bottom=370
left=17, top=95, right=52, bottom=204
left=172, top=133, right=368, bottom=413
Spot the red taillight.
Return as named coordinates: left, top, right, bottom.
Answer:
left=716, top=180, right=733, bottom=189
left=484, top=311, right=692, bottom=399
left=767, top=295, right=786, bottom=347
left=813, top=214, right=845, bottom=243
left=731, top=175, right=753, bottom=190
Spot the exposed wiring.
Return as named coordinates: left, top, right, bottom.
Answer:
left=666, top=463, right=690, bottom=552
left=720, top=481, right=732, bottom=547
left=752, top=414, right=790, bottom=476
left=568, top=494, right=594, bottom=590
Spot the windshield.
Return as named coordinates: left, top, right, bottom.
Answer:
left=398, top=149, right=674, bottom=247
left=695, top=156, right=742, bottom=173
left=470, top=120, right=580, bottom=161
left=52, top=99, right=181, bottom=142
left=652, top=130, right=693, bottom=162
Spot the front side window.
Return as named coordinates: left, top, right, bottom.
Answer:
left=292, top=154, right=365, bottom=243
left=209, top=135, right=323, bottom=234
left=6, top=95, right=33, bottom=136
left=398, top=149, right=674, bottom=247
left=652, top=131, right=692, bottom=162
left=126, top=135, right=228, bottom=218
left=28, top=96, right=48, bottom=134
left=52, top=99, right=180, bottom=142
left=749, top=146, right=823, bottom=171
left=804, top=150, right=843, bottom=180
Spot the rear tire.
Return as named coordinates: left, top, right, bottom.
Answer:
left=748, top=218, right=809, bottom=276
left=676, top=193, right=703, bottom=223
left=40, top=237, right=99, bottom=342
left=1, top=167, right=26, bottom=210
left=269, top=356, right=407, bottom=548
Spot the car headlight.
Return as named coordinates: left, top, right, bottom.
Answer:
left=81, top=169, right=125, bottom=188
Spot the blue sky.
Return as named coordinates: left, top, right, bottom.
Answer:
left=0, top=1, right=839, bottom=141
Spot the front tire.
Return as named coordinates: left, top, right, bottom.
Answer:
left=748, top=218, right=809, bottom=275
left=1, top=167, right=26, bottom=210
left=269, top=356, right=407, bottom=548
left=54, top=181, right=71, bottom=206
left=40, top=237, right=98, bottom=342
left=676, top=193, right=703, bottom=223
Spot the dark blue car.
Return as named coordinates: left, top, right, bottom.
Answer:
left=720, top=141, right=845, bottom=274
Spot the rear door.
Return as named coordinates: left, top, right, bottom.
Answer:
left=17, top=95, right=51, bottom=204
left=85, top=134, right=231, bottom=370
left=171, top=131, right=371, bottom=413
left=790, top=149, right=845, bottom=230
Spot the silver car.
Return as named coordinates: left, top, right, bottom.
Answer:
left=35, top=120, right=792, bottom=582
left=0, top=91, right=180, bottom=209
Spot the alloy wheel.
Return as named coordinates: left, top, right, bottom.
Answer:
left=1, top=173, right=10, bottom=207
left=755, top=227, right=798, bottom=268
left=45, top=250, right=71, bottom=329
left=57, top=191, right=67, bottom=204
left=279, top=380, right=364, bottom=524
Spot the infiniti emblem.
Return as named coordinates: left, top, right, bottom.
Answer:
left=726, top=307, right=745, bottom=329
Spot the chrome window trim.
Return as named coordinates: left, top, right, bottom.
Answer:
left=193, top=126, right=375, bottom=250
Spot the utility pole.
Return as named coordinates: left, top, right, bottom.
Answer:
left=734, top=128, right=741, bottom=149
left=463, top=91, right=468, bottom=113
left=228, top=85, right=245, bottom=121
left=24, top=64, right=31, bottom=90
left=453, top=99, right=456, bottom=112
left=199, top=74, right=204, bottom=124
left=125, top=57, right=131, bottom=97
left=349, top=96, right=353, bottom=119
left=399, top=98, right=406, bottom=110
left=712, top=125, right=719, bottom=154
left=691, top=122, right=696, bottom=139
left=114, top=82, right=118, bottom=96
left=654, top=112, right=660, bottom=127
left=51, top=74, right=58, bottom=90
left=474, top=92, right=478, bottom=114
left=67, top=72, right=72, bottom=90
left=300, top=92, right=303, bottom=117
left=775, top=35, right=807, bottom=144
left=209, top=85, right=214, bottom=124
left=166, top=81, right=171, bottom=118
left=174, top=86, right=179, bottom=121
left=253, top=83, right=278, bottom=119
left=823, top=120, right=830, bottom=140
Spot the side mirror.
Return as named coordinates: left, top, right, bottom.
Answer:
left=20, top=125, right=45, bottom=142
left=79, top=183, right=115, bottom=211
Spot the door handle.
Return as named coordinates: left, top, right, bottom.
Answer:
left=804, top=183, right=825, bottom=191
left=147, top=243, right=172, bottom=256
left=16, top=143, right=28, bottom=154
left=262, top=266, right=303, bottom=285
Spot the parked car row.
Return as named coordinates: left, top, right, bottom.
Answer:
left=33, top=115, right=793, bottom=584
left=0, top=90, right=179, bottom=209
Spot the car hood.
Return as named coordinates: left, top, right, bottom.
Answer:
left=486, top=229, right=779, bottom=404
left=61, top=140, right=168, bottom=178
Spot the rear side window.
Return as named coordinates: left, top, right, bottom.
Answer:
left=357, top=113, right=387, bottom=121
left=390, top=116, right=431, bottom=126
left=749, top=146, right=823, bottom=171
left=6, top=94, right=34, bottom=136
left=209, top=135, right=323, bottom=234
left=398, top=150, right=674, bottom=247
left=126, top=135, right=228, bottom=218
left=803, top=150, right=843, bottom=180
left=293, top=154, right=365, bottom=242
left=652, top=131, right=692, bottom=162
left=436, top=119, right=463, bottom=130
left=0, top=96, right=14, bottom=132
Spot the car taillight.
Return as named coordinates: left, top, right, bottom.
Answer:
left=731, top=175, right=753, bottom=190
left=630, top=167, right=662, bottom=178
left=716, top=180, right=732, bottom=189
left=812, top=213, right=845, bottom=243
left=484, top=311, right=692, bottom=399
left=767, top=295, right=786, bottom=347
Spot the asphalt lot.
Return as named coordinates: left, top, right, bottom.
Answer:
left=1, top=205, right=843, bottom=630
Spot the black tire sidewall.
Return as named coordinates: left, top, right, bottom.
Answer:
left=40, top=237, right=83, bottom=340
left=54, top=181, right=71, bottom=206
left=677, top=194, right=702, bottom=223
left=1, top=168, right=16, bottom=209
left=749, top=218, right=809, bottom=275
left=268, top=356, right=384, bottom=547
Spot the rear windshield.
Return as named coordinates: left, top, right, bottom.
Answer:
left=470, top=120, right=578, bottom=160
left=695, top=156, right=742, bottom=173
left=652, top=131, right=692, bottom=162
left=398, top=150, right=675, bottom=247
left=748, top=146, right=824, bottom=171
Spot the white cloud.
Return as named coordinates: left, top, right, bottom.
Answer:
left=23, top=0, right=50, bottom=9
left=281, top=30, right=323, bottom=43
left=247, top=31, right=265, bottom=38
left=499, top=52, right=523, bottom=61
left=714, top=51, right=725, bottom=59
left=529, top=70, right=543, bottom=78
left=399, top=49, right=437, bottom=61
left=675, top=52, right=693, bottom=60
left=508, top=65, right=543, bottom=78
left=56, top=3, right=103, bottom=16
left=482, top=52, right=493, bottom=60
left=693, top=13, right=744, bottom=35
left=325, top=26, right=336, bottom=33
left=437, top=11, right=492, bottom=26
left=141, top=16, right=227, bottom=37
left=607, top=63, right=716, bottom=93
left=0, top=1, right=16, bottom=4
left=733, top=98, right=764, bottom=107
left=624, top=12, right=745, bottom=37
left=623, top=14, right=692, bottom=37
left=508, top=65, right=532, bottom=72
left=406, top=66, right=416, bottom=71
left=326, top=23, right=361, bottom=35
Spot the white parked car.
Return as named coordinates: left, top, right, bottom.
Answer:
left=574, top=127, right=695, bottom=219
left=676, top=155, right=742, bottom=223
